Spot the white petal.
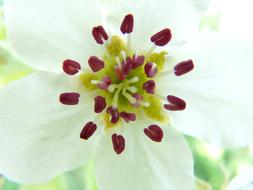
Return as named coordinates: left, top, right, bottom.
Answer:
left=4, top=0, right=103, bottom=72
left=94, top=122, right=194, bottom=190
left=102, top=0, right=200, bottom=52
left=219, top=0, right=253, bottom=41
left=226, top=166, right=253, bottom=190
left=0, top=71, right=99, bottom=183
left=158, top=33, right=253, bottom=147
left=192, top=0, right=211, bottom=15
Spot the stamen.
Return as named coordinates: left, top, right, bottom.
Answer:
left=174, top=59, right=194, bottom=76
left=132, top=93, right=150, bottom=107
left=94, top=96, right=106, bottom=113
left=88, top=56, right=104, bottom=72
left=120, top=14, right=134, bottom=34
left=146, top=45, right=156, bottom=57
left=131, top=55, right=145, bottom=69
left=102, top=45, right=111, bottom=59
left=112, top=134, right=125, bottom=155
left=164, top=95, right=186, bottom=111
left=127, top=35, right=132, bottom=54
left=92, top=25, right=108, bottom=45
left=144, top=125, right=163, bottom=142
left=92, top=76, right=112, bottom=91
left=59, top=92, right=80, bottom=105
left=115, top=66, right=125, bottom=81
left=107, top=107, right=120, bottom=124
left=62, top=59, right=81, bottom=75
left=151, top=28, right=172, bottom=46
left=122, top=57, right=133, bottom=76
left=143, top=80, right=156, bottom=94
left=114, top=58, right=125, bottom=81
left=120, top=112, right=136, bottom=123
left=80, top=122, right=97, bottom=140
left=155, top=93, right=167, bottom=101
left=144, top=62, right=158, bottom=78
left=115, top=56, right=121, bottom=65
left=120, top=50, right=127, bottom=61
left=157, top=70, right=173, bottom=78
left=132, top=93, right=143, bottom=107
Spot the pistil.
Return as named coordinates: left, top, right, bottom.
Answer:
left=112, top=83, right=123, bottom=108
left=122, top=86, right=136, bottom=104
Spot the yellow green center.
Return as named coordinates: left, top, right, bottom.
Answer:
left=80, top=35, right=169, bottom=128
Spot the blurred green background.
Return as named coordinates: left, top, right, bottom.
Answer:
left=0, top=0, right=253, bottom=190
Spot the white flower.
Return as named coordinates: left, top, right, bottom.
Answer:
left=0, top=0, right=253, bottom=190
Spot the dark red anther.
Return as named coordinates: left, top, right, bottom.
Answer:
left=80, top=122, right=97, bottom=140
left=164, top=95, right=186, bottom=111
left=94, top=96, right=106, bottom=113
left=115, top=64, right=125, bottom=81
left=62, top=59, right=81, bottom=75
left=92, top=25, right=108, bottom=45
left=143, top=80, right=156, bottom=94
left=120, top=112, right=136, bottom=123
left=151, top=28, right=172, bottom=46
left=112, top=134, right=125, bottom=154
left=174, top=59, right=194, bottom=76
left=59, top=92, right=80, bottom=105
left=107, top=107, right=120, bottom=124
left=88, top=56, right=105, bottom=72
left=132, top=93, right=143, bottom=107
left=131, top=55, right=145, bottom=69
left=97, top=76, right=112, bottom=90
left=144, top=125, right=163, bottom=142
left=144, top=62, right=158, bottom=78
left=120, top=14, right=134, bottom=34
left=122, top=57, right=133, bottom=76
left=115, top=57, right=133, bottom=80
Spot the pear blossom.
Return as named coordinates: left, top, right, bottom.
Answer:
left=1, top=0, right=253, bottom=190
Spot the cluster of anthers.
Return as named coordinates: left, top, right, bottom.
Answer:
left=59, top=14, right=194, bottom=155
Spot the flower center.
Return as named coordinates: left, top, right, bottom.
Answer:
left=59, top=14, right=194, bottom=154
